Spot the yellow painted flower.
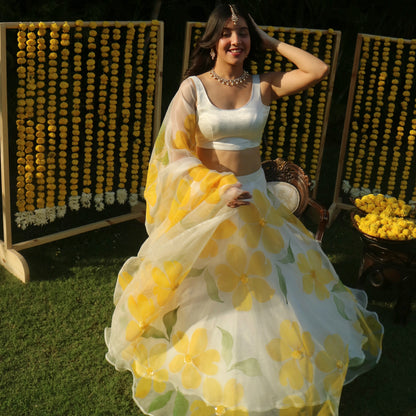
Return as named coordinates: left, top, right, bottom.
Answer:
left=315, top=334, right=348, bottom=395
left=190, top=378, right=248, bottom=415
left=152, top=260, right=184, bottom=305
left=126, top=293, right=156, bottom=342
left=173, top=114, right=196, bottom=151
left=200, top=219, right=237, bottom=258
left=189, top=165, right=238, bottom=205
left=203, top=378, right=246, bottom=411
left=144, top=162, right=158, bottom=207
left=239, top=189, right=285, bottom=253
left=169, top=328, right=220, bottom=389
left=118, top=270, right=133, bottom=291
left=297, top=249, right=334, bottom=300
left=279, top=385, right=333, bottom=416
left=132, top=343, right=168, bottom=398
left=215, top=244, right=274, bottom=311
left=353, top=313, right=383, bottom=357
left=266, top=320, right=315, bottom=390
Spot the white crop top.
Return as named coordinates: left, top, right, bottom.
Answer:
left=191, top=75, right=270, bottom=150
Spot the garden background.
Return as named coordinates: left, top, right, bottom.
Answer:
left=0, top=0, right=415, bottom=415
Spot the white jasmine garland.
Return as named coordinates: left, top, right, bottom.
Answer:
left=116, top=189, right=128, bottom=204
left=342, top=180, right=351, bottom=194
left=68, top=195, right=81, bottom=211
left=34, top=208, right=48, bottom=225
left=94, top=194, right=105, bottom=212
left=81, top=192, right=92, bottom=208
left=56, top=205, right=67, bottom=218
left=129, top=193, right=138, bottom=206
left=105, top=191, right=115, bottom=205
left=46, top=207, right=56, bottom=223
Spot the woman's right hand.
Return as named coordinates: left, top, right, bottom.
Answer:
left=225, top=183, right=252, bottom=208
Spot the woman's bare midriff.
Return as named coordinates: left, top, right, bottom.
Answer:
left=197, top=146, right=261, bottom=176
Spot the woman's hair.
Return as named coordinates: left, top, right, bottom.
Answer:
left=184, top=3, right=262, bottom=78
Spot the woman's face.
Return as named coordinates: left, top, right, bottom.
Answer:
left=215, top=16, right=251, bottom=67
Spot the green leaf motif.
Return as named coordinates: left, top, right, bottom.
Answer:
left=218, top=326, right=233, bottom=366
left=142, top=326, right=167, bottom=340
left=148, top=390, right=174, bottom=412
left=280, top=243, right=295, bottom=264
left=276, top=264, right=288, bottom=303
left=204, top=271, right=224, bottom=303
left=349, top=356, right=365, bottom=367
left=331, top=281, right=348, bottom=293
left=187, top=268, right=205, bottom=278
left=163, top=307, right=179, bottom=340
left=173, top=391, right=189, bottom=416
left=229, top=358, right=262, bottom=376
left=334, top=296, right=351, bottom=321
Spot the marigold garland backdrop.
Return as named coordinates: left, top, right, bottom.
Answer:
left=183, top=22, right=341, bottom=198
left=0, top=20, right=164, bottom=281
left=331, top=34, right=416, bottom=218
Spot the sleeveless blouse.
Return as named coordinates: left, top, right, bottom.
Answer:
left=191, top=74, right=270, bottom=150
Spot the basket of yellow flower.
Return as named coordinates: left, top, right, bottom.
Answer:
left=351, top=194, right=416, bottom=251
left=350, top=194, right=416, bottom=323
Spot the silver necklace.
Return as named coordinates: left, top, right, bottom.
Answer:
left=209, top=69, right=250, bottom=86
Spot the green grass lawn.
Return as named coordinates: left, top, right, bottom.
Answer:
left=1, top=212, right=415, bottom=415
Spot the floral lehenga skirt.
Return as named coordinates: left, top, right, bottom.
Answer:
left=105, top=168, right=383, bottom=416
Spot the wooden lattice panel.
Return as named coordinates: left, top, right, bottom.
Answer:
left=332, top=34, right=416, bottom=216
left=3, top=20, right=163, bottom=231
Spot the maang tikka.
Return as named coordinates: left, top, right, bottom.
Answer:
left=229, top=4, right=239, bottom=25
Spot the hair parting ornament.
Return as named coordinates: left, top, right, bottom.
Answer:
left=229, top=4, right=239, bottom=25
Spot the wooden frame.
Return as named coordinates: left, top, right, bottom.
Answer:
left=182, top=22, right=341, bottom=199
left=0, top=21, right=164, bottom=282
left=329, top=34, right=416, bottom=224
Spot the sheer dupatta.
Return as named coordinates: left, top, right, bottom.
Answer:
left=106, top=78, right=240, bottom=369
left=144, top=77, right=240, bottom=235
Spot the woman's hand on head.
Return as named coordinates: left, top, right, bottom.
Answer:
left=249, top=14, right=278, bottom=51
left=225, top=183, right=252, bottom=208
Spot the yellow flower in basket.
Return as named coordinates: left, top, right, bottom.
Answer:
left=354, top=193, right=415, bottom=241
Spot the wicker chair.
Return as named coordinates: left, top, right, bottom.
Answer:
left=261, top=158, right=329, bottom=243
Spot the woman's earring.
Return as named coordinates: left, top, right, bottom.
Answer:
left=210, top=49, right=216, bottom=60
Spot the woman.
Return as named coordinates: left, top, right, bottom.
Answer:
left=105, top=4, right=383, bottom=415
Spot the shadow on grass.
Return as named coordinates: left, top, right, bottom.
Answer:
left=20, top=219, right=148, bottom=283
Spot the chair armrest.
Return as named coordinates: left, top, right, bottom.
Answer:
left=307, top=198, right=329, bottom=243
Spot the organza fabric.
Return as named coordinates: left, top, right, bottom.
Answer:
left=105, top=77, right=383, bottom=416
